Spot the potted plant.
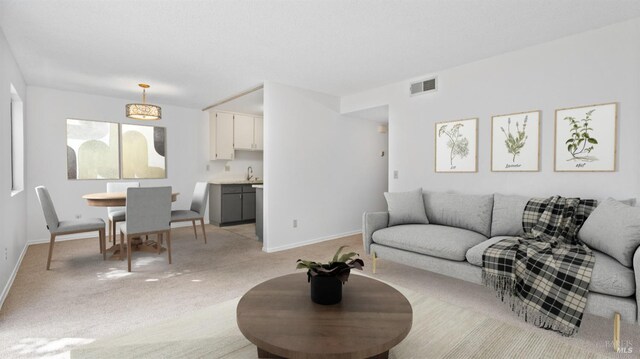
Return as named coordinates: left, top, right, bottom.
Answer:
left=296, top=246, right=364, bottom=305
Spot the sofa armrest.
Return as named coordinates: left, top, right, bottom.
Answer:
left=635, top=245, right=640, bottom=323
left=362, top=212, right=389, bottom=255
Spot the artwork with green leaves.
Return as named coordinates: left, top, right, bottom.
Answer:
left=554, top=103, right=616, bottom=172
left=491, top=111, right=540, bottom=172
left=435, top=118, right=477, bottom=172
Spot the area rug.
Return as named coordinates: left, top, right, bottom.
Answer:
left=71, top=282, right=609, bottom=359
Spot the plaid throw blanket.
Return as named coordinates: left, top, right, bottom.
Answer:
left=482, top=196, right=598, bottom=336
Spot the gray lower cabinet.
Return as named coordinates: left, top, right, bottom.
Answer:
left=209, top=183, right=260, bottom=226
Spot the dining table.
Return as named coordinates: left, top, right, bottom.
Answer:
left=82, top=191, right=180, bottom=260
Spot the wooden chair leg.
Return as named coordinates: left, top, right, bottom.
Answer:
left=613, top=312, right=621, bottom=352
left=46, top=234, right=56, bottom=270
left=166, top=231, right=172, bottom=264
left=119, top=231, right=124, bottom=261
left=200, top=218, right=207, bottom=244
left=127, top=235, right=132, bottom=272
left=192, top=220, right=198, bottom=239
left=108, top=219, right=112, bottom=244
left=112, top=220, right=117, bottom=244
left=101, top=229, right=106, bottom=260
left=98, top=229, right=103, bottom=254
left=372, top=251, right=377, bottom=275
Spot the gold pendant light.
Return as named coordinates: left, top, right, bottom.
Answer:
left=126, top=83, right=162, bottom=120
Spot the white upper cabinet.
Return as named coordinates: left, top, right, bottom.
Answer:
left=233, top=114, right=255, bottom=150
left=210, top=111, right=263, bottom=159
left=209, top=111, right=235, bottom=160
left=254, top=116, right=263, bottom=150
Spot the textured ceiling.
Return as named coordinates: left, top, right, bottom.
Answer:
left=1, top=0, right=639, bottom=109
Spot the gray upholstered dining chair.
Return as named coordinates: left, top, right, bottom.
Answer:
left=35, top=186, right=106, bottom=270
left=170, top=182, right=209, bottom=243
left=106, top=181, right=140, bottom=244
left=120, top=186, right=172, bottom=272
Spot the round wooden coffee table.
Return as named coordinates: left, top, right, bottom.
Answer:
left=236, top=273, right=412, bottom=359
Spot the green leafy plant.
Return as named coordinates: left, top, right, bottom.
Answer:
left=438, top=123, right=469, bottom=166
left=565, top=109, right=598, bottom=160
left=500, top=116, right=528, bottom=162
left=296, top=246, right=364, bottom=284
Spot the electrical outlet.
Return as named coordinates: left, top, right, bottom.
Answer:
left=393, top=170, right=399, bottom=179
left=293, top=219, right=298, bottom=228
left=75, top=214, right=82, bottom=219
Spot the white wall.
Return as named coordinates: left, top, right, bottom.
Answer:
left=25, top=87, right=210, bottom=242
left=341, top=18, right=640, bottom=200
left=0, top=28, right=27, bottom=308
left=263, top=81, right=388, bottom=252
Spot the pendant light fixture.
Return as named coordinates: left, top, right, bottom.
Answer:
left=126, top=83, right=162, bottom=120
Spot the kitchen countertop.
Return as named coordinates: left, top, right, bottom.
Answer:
left=252, top=185, right=264, bottom=189
left=208, top=179, right=263, bottom=185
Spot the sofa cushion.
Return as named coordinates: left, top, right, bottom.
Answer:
left=423, top=192, right=493, bottom=237
left=491, top=194, right=529, bottom=237
left=578, top=198, right=640, bottom=267
left=590, top=250, right=636, bottom=297
left=465, top=236, right=514, bottom=266
left=372, top=224, right=487, bottom=261
left=384, top=188, right=429, bottom=227
left=466, top=237, right=636, bottom=298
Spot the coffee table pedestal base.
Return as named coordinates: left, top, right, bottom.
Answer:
left=257, top=347, right=389, bottom=359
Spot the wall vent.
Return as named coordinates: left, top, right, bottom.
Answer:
left=409, top=77, right=437, bottom=96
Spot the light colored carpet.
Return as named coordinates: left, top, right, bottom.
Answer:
left=71, top=278, right=610, bottom=359
left=1, top=224, right=638, bottom=358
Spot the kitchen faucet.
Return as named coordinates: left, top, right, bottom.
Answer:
left=247, top=166, right=253, bottom=181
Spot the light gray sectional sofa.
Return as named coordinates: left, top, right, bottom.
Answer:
left=363, top=191, right=640, bottom=324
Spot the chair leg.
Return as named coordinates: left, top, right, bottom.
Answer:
left=613, top=312, right=621, bottom=352
left=166, top=231, right=172, bottom=264
left=108, top=219, right=112, bottom=244
left=192, top=220, right=198, bottom=239
left=119, top=231, right=124, bottom=261
left=200, top=218, right=207, bottom=244
left=127, top=235, right=132, bottom=272
left=98, top=229, right=103, bottom=254
left=372, top=251, right=377, bottom=275
left=112, top=220, right=117, bottom=244
left=101, top=229, right=106, bottom=260
left=46, top=234, right=56, bottom=270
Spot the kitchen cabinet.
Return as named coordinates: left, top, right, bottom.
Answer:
left=233, top=115, right=263, bottom=151
left=209, top=183, right=259, bottom=226
left=209, top=111, right=235, bottom=160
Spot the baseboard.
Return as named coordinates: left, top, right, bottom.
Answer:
left=0, top=241, right=28, bottom=311
left=264, top=230, right=362, bottom=253
left=27, top=221, right=205, bottom=245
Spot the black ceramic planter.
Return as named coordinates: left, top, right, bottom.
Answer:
left=310, top=276, right=342, bottom=305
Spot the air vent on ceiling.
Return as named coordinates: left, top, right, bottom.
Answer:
left=410, top=77, right=437, bottom=96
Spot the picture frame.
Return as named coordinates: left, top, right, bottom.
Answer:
left=491, top=110, right=540, bottom=172
left=434, top=118, right=477, bottom=173
left=554, top=103, right=617, bottom=172
left=66, top=118, right=120, bottom=180
left=121, top=123, right=167, bottom=179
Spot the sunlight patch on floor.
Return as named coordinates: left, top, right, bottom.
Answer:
left=10, top=337, right=94, bottom=358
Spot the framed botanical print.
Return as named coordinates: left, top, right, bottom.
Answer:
left=491, top=111, right=540, bottom=172
left=554, top=103, right=617, bottom=172
left=435, top=118, right=477, bottom=173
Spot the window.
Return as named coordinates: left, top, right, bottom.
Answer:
left=10, top=84, right=24, bottom=195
